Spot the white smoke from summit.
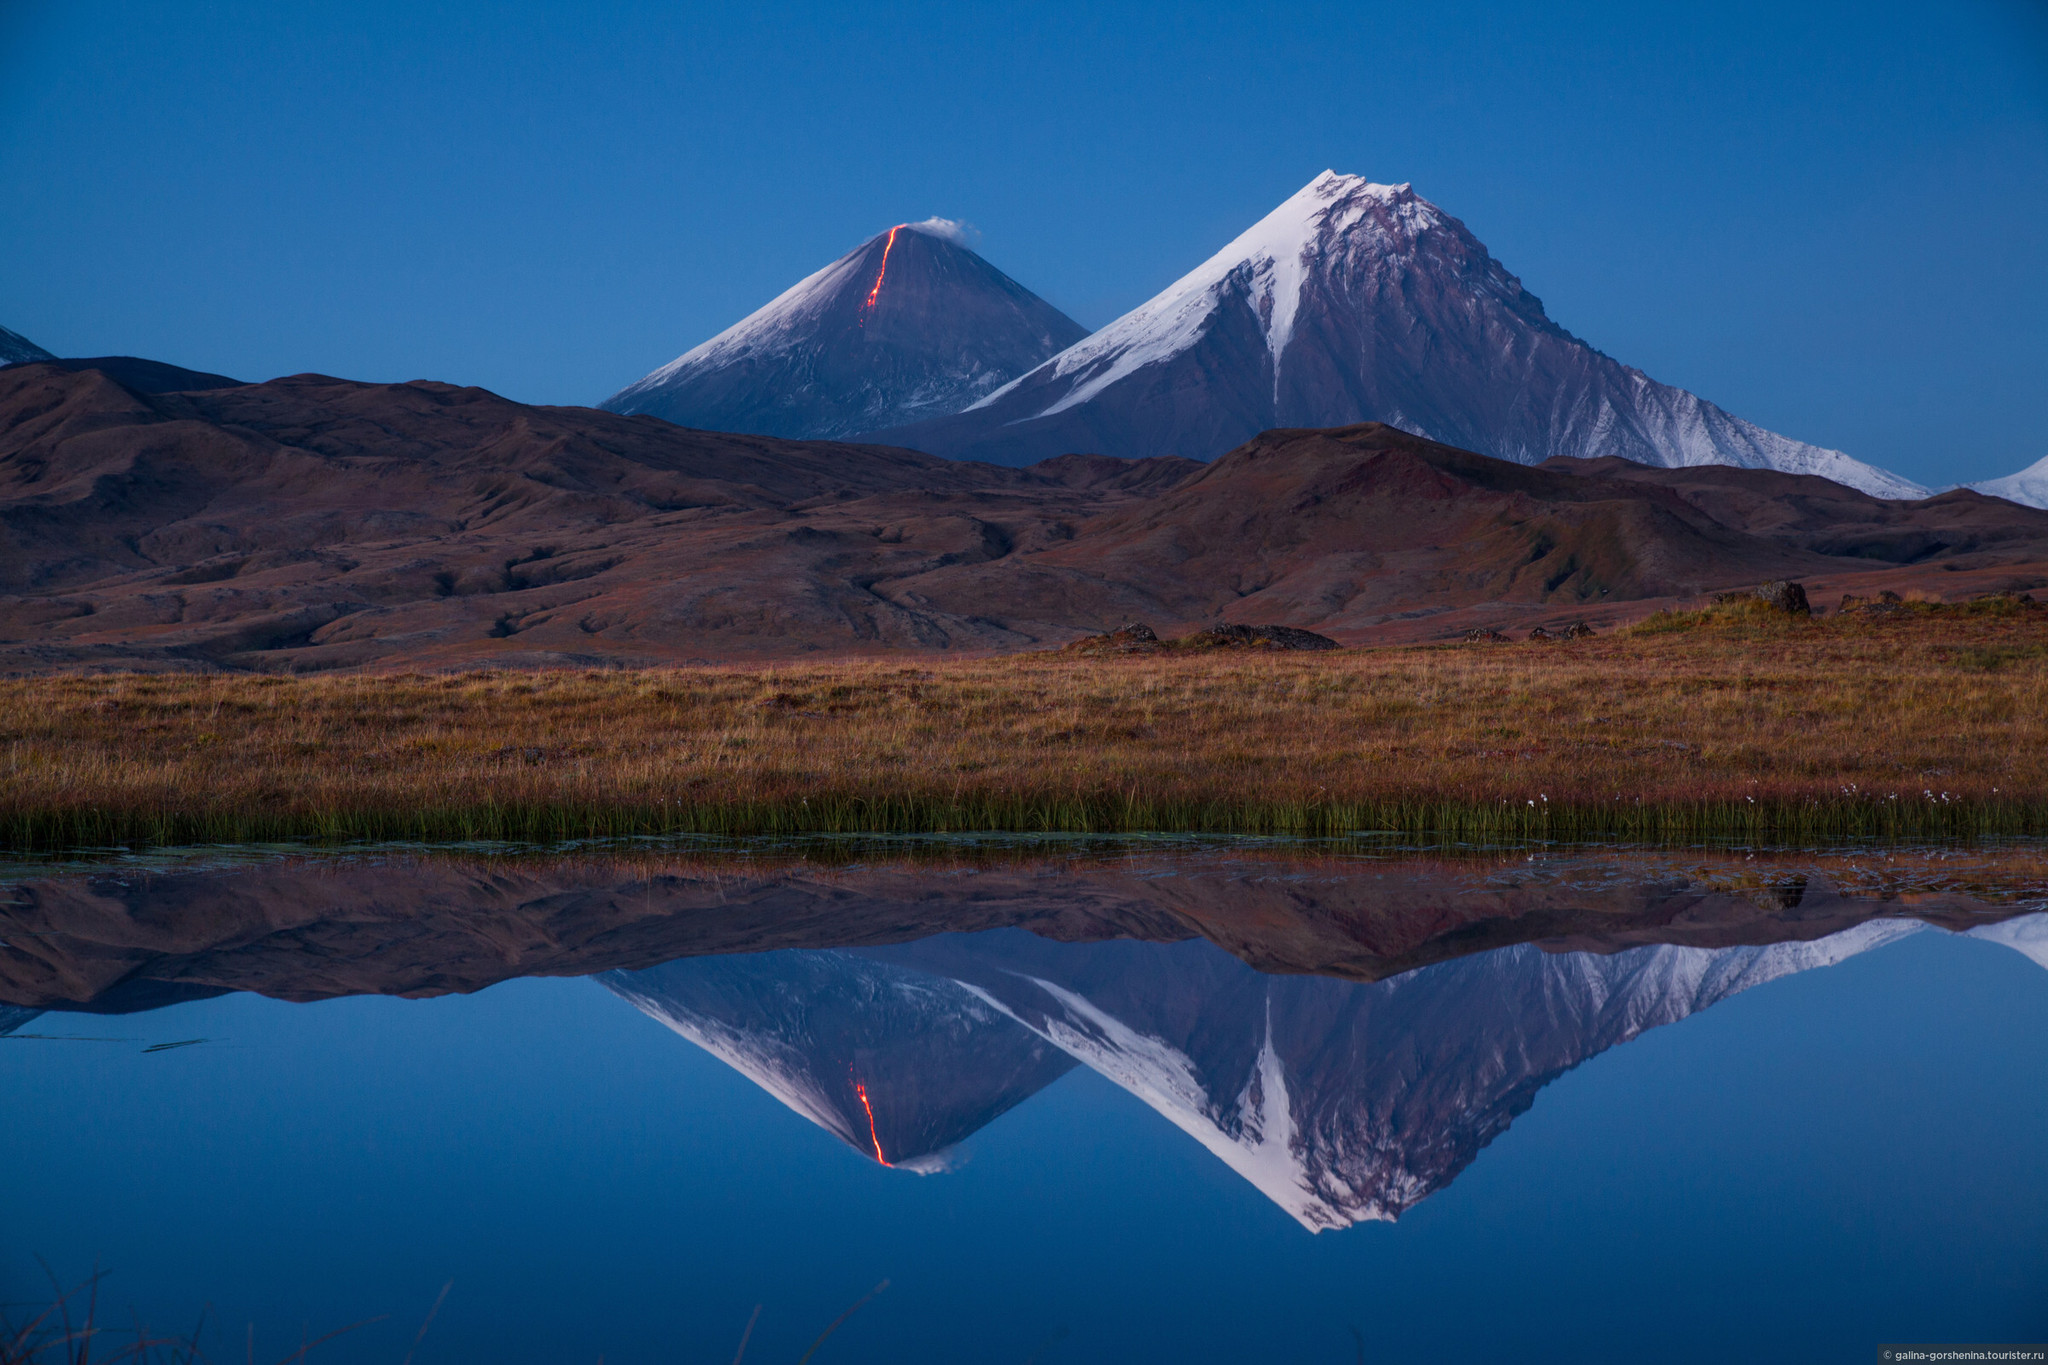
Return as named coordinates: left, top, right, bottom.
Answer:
left=905, top=216, right=976, bottom=245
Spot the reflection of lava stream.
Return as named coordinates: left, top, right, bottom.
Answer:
left=854, top=1081, right=890, bottom=1165
left=861, top=227, right=901, bottom=314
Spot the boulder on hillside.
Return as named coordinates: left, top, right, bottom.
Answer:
left=1715, top=580, right=1811, bottom=616
left=1062, top=622, right=1163, bottom=656
left=1181, top=624, right=1340, bottom=652
left=1463, top=627, right=1510, bottom=643
left=1560, top=621, right=1595, bottom=639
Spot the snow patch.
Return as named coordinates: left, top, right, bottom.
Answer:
left=980, top=170, right=1429, bottom=419
left=1966, top=912, right=2048, bottom=972
left=1970, top=454, right=2048, bottom=510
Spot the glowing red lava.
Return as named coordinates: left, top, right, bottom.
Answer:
left=862, top=226, right=902, bottom=312
left=854, top=1081, right=890, bottom=1166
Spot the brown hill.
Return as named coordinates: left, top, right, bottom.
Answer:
left=2, top=360, right=2045, bottom=672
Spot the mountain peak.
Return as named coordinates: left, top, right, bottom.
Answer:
left=600, top=224, right=1085, bottom=440
left=869, top=176, right=1923, bottom=498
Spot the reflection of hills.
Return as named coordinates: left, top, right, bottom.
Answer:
left=602, top=954, right=1072, bottom=1171
left=0, top=1003, right=40, bottom=1035
left=620, top=915, right=2046, bottom=1230
left=7, top=846, right=2046, bottom=1011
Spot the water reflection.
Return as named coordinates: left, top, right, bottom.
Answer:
left=4, top=840, right=2046, bottom=1232
left=605, top=914, right=2048, bottom=1229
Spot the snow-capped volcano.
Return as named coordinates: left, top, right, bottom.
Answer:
left=870, top=172, right=1925, bottom=499
left=0, top=325, right=54, bottom=366
left=600, top=222, right=1086, bottom=440
left=1971, top=454, right=2048, bottom=510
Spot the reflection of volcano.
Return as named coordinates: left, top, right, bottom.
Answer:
left=872, top=924, right=1937, bottom=1228
left=602, top=953, right=1073, bottom=1171
left=616, top=915, right=2047, bottom=1230
left=0, top=1004, right=40, bottom=1035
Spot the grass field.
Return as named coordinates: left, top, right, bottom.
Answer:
left=3, top=597, right=2045, bottom=849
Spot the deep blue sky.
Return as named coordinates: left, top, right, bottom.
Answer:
left=2, top=0, right=2044, bottom=485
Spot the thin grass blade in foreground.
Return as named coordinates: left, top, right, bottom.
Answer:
left=795, top=1281, right=888, bottom=1365
left=728, top=1304, right=761, bottom=1365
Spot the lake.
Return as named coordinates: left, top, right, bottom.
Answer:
left=4, top=838, right=2045, bottom=1362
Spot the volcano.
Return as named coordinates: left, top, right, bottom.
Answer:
left=870, top=173, right=1923, bottom=499
left=0, top=325, right=54, bottom=366
left=600, top=221, right=1087, bottom=440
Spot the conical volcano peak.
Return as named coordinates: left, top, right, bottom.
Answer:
left=875, top=175, right=1924, bottom=498
left=602, top=221, right=1084, bottom=440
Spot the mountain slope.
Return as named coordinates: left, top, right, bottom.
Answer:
left=601, top=221, right=1087, bottom=439
left=0, top=325, right=55, bottom=365
left=1972, top=454, right=2048, bottom=510
left=870, top=173, right=1923, bottom=499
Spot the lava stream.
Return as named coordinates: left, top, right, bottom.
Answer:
left=861, top=227, right=901, bottom=312
left=854, top=1081, right=890, bottom=1166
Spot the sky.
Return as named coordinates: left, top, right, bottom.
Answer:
left=2, top=0, right=2044, bottom=486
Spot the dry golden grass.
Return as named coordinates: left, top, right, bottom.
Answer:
left=3, top=598, right=2046, bottom=848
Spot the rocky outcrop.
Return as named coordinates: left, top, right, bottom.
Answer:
left=1179, top=624, right=1339, bottom=651
left=1714, top=580, right=1811, bottom=615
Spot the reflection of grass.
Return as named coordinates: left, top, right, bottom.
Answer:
left=2, top=1273, right=438, bottom=1365
left=1, top=1266, right=370, bottom=1365
left=4, top=604, right=2048, bottom=848
left=5, top=1273, right=895, bottom=1365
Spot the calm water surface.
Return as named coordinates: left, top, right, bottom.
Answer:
left=3, top=839, right=2045, bottom=1362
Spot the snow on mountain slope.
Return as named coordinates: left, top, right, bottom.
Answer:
left=0, top=325, right=55, bottom=366
left=872, top=172, right=1925, bottom=499
left=601, top=222, right=1086, bottom=440
left=1971, top=455, right=2048, bottom=510
left=901, top=921, right=1927, bottom=1229
left=1967, top=912, right=2048, bottom=971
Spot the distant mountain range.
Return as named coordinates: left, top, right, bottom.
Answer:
left=600, top=220, right=1086, bottom=440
